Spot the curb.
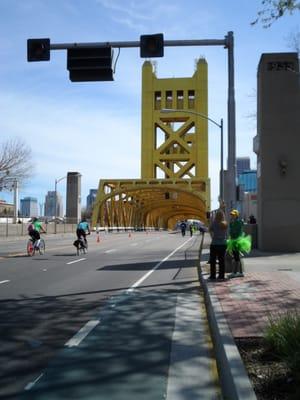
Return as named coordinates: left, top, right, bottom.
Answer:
left=197, top=234, right=257, bottom=400
left=199, top=271, right=257, bottom=400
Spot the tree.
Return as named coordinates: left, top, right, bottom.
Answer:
left=0, top=138, right=34, bottom=190
left=252, top=0, right=300, bottom=28
left=287, top=28, right=300, bottom=54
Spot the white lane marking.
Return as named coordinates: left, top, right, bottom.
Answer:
left=0, top=280, right=10, bottom=285
left=67, top=258, right=86, bottom=265
left=24, top=373, right=44, bottom=390
left=65, top=320, right=100, bottom=347
left=105, top=249, right=116, bottom=253
left=130, top=243, right=138, bottom=246
left=127, top=237, right=193, bottom=292
left=201, top=248, right=210, bottom=255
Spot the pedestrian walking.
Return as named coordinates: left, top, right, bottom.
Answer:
left=180, top=221, right=187, bottom=236
left=208, top=209, right=228, bottom=280
left=189, top=224, right=194, bottom=236
left=227, top=209, right=251, bottom=278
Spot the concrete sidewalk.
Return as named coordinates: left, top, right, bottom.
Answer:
left=201, top=242, right=300, bottom=338
left=199, top=235, right=300, bottom=399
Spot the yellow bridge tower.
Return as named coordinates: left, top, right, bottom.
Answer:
left=92, top=59, right=210, bottom=230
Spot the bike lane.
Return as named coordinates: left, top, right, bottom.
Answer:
left=19, top=236, right=221, bottom=400
left=21, top=290, right=177, bottom=400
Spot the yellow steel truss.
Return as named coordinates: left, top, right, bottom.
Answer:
left=92, top=59, right=210, bottom=229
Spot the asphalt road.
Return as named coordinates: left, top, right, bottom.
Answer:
left=0, top=231, right=219, bottom=399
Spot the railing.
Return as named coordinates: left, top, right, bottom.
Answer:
left=0, top=221, right=77, bottom=237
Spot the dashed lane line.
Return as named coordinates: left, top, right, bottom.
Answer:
left=66, top=258, right=86, bottom=265
left=127, top=237, right=193, bottom=292
left=0, top=280, right=10, bottom=284
left=24, top=373, right=44, bottom=391
left=65, top=320, right=100, bottom=347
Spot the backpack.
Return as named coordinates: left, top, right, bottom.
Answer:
left=28, top=224, right=34, bottom=233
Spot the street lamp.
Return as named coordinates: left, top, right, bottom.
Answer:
left=0, top=172, right=19, bottom=223
left=161, top=108, right=224, bottom=204
left=54, top=176, right=66, bottom=234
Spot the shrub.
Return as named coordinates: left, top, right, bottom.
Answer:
left=264, top=310, right=300, bottom=377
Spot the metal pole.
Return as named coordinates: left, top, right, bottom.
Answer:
left=50, top=38, right=226, bottom=51
left=220, top=118, right=224, bottom=203
left=13, top=179, right=19, bottom=224
left=226, top=31, right=236, bottom=211
left=54, top=179, right=57, bottom=234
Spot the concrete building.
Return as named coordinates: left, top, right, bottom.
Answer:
left=238, top=170, right=257, bottom=193
left=242, top=192, right=257, bottom=221
left=44, top=191, right=63, bottom=218
left=66, top=172, right=81, bottom=224
left=86, top=189, right=97, bottom=212
left=236, top=157, right=250, bottom=178
left=255, top=52, right=300, bottom=251
left=20, top=197, right=38, bottom=218
left=0, top=200, right=14, bottom=216
left=237, top=170, right=257, bottom=221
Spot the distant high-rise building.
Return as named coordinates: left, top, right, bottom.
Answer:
left=20, top=197, right=38, bottom=217
left=66, top=172, right=81, bottom=224
left=86, top=189, right=97, bottom=211
left=236, top=157, right=250, bottom=177
left=44, top=191, right=63, bottom=217
left=238, top=170, right=257, bottom=193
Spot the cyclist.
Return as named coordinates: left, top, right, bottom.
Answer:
left=76, top=218, right=91, bottom=248
left=28, top=217, right=46, bottom=249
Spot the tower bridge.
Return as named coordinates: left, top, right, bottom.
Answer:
left=92, top=59, right=210, bottom=230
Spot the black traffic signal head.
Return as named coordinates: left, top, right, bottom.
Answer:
left=27, top=38, right=50, bottom=62
left=140, top=33, right=164, bottom=58
left=67, top=46, right=114, bottom=82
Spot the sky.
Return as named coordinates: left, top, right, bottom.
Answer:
left=0, top=0, right=299, bottom=213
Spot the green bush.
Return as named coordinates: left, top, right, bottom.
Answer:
left=264, top=310, right=300, bottom=376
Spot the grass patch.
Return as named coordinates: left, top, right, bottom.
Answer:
left=264, top=310, right=300, bottom=378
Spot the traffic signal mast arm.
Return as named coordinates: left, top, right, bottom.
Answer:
left=50, top=38, right=227, bottom=51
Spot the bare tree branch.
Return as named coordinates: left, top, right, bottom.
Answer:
left=286, top=28, right=300, bottom=54
left=251, top=0, right=300, bottom=28
left=0, top=138, right=34, bottom=189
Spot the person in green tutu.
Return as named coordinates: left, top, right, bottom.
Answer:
left=227, top=209, right=251, bottom=278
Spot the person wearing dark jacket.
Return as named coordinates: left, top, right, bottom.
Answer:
left=209, top=209, right=227, bottom=280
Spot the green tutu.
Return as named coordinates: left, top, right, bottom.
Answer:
left=227, top=234, right=252, bottom=255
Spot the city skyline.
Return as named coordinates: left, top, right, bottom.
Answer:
left=0, top=1, right=299, bottom=210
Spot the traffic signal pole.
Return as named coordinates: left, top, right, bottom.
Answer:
left=49, top=38, right=226, bottom=50
left=30, top=32, right=237, bottom=211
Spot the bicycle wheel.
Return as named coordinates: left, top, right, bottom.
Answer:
left=27, top=240, right=35, bottom=256
left=39, top=239, right=45, bottom=255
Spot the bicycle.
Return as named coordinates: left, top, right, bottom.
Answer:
left=74, top=233, right=90, bottom=256
left=27, top=237, right=45, bottom=256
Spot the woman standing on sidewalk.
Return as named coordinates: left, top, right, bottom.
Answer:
left=209, top=209, right=228, bottom=280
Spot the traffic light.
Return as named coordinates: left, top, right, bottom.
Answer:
left=140, top=34, right=164, bottom=58
left=67, top=46, right=114, bottom=82
left=27, top=38, right=50, bottom=62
